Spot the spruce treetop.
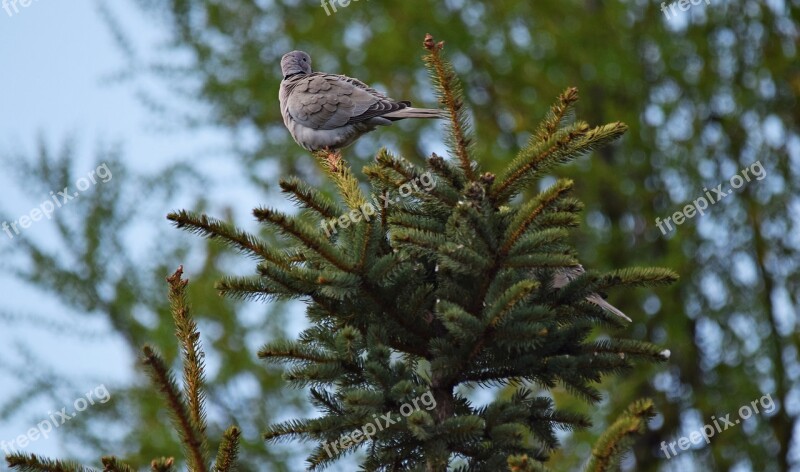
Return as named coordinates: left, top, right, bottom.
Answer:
left=6, top=34, right=677, bottom=472
left=170, top=33, right=677, bottom=471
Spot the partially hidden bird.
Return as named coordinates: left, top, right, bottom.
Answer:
left=279, top=50, right=444, bottom=152
left=552, top=265, right=632, bottom=322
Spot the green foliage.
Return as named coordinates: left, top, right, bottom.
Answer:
left=0, top=143, right=297, bottom=469
left=585, top=399, right=656, bottom=472
left=166, top=36, right=675, bottom=471
left=6, top=267, right=241, bottom=472
left=6, top=454, right=96, bottom=472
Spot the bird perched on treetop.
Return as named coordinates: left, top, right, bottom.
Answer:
left=279, top=50, right=444, bottom=152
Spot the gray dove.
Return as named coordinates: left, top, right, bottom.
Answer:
left=553, top=265, right=632, bottom=322
left=279, top=50, right=443, bottom=152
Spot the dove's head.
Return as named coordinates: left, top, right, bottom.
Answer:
left=281, top=50, right=312, bottom=78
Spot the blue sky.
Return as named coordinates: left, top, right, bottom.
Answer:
left=0, top=0, right=240, bottom=459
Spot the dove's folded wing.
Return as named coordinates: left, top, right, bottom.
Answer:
left=287, top=73, right=405, bottom=130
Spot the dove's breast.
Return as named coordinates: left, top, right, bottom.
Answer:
left=288, top=122, right=364, bottom=151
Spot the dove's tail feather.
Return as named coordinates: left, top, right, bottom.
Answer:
left=383, top=107, right=446, bottom=121
left=586, top=294, right=633, bottom=322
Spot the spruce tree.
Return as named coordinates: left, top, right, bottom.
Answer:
left=168, top=34, right=676, bottom=471
left=6, top=34, right=677, bottom=472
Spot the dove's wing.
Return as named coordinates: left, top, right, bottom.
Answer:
left=552, top=264, right=586, bottom=288
left=586, top=294, right=632, bottom=322
left=552, top=265, right=631, bottom=322
left=286, top=73, right=407, bottom=130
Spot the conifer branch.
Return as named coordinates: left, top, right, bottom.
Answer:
left=421, top=152, right=467, bottom=209
left=584, top=399, right=655, bottom=472
left=594, top=267, right=680, bottom=290
left=484, top=280, right=539, bottom=328
left=215, top=275, right=296, bottom=302
left=391, top=226, right=446, bottom=251
left=360, top=287, right=431, bottom=356
left=369, top=149, right=448, bottom=206
left=279, top=177, right=342, bottom=219
left=167, top=210, right=290, bottom=267
left=309, top=388, right=345, bottom=415
left=428, top=152, right=466, bottom=192
left=166, top=266, right=209, bottom=468
left=500, top=179, right=575, bottom=257
left=6, top=454, right=96, bottom=472
left=264, top=418, right=320, bottom=443
left=212, top=426, right=241, bottom=472
left=507, top=454, right=554, bottom=472
left=491, top=123, right=588, bottom=203
left=141, top=346, right=207, bottom=472
left=452, top=280, right=539, bottom=388
left=524, top=395, right=592, bottom=433
left=149, top=458, right=175, bottom=472
left=423, top=33, right=476, bottom=182
left=587, top=339, right=671, bottom=363
left=101, top=456, right=136, bottom=472
left=8, top=268, right=240, bottom=472
left=506, top=228, right=571, bottom=257
left=100, top=457, right=136, bottom=472
left=314, top=150, right=367, bottom=210
left=257, top=263, right=334, bottom=298
left=258, top=340, right=338, bottom=364
left=364, top=149, right=451, bottom=210
left=366, top=148, right=417, bottom=185
left=348, top=219, right=375, bottom=271
left=533, top=87, right=580, bottom=143
left=492, top=121, right=627, bottom=203
left=253, top=207, right=353, bottom=272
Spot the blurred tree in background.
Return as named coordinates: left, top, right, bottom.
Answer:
left=0, top=142, right=303, bottom=470
left=2, top=0, right=798, bottom=470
